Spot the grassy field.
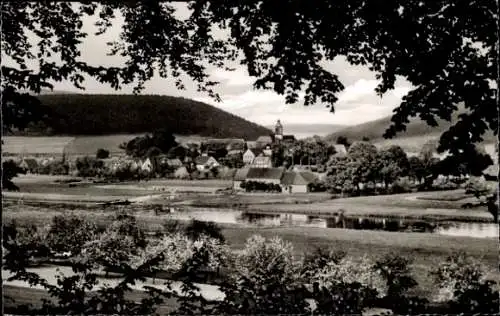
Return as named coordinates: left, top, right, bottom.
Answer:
left=2, top=136, right=74, bottom=155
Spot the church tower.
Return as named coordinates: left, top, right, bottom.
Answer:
left=274, top=119, right=283, bottom=143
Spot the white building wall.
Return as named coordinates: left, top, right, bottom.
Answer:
left=233, top=181, right=244, bottom=190
left=291, top=184, right=308, bottom=193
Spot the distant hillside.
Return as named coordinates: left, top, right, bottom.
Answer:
left=19, top=94, right=272, bottom=140
left=325, top=104, right=495, bottom=144
left=265, top=124, right=345, bottom=139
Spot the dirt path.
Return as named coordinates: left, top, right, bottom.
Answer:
left=2, top=266, right=224, bottom=301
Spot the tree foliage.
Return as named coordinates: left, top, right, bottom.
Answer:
left=46, top=214, right=99, bottom=255
left=2, top=160, right=25, bottom=191
left=96, top=148, right=110, bottom=159
left=377, top=145, right=409, bottom=188
left=122, top=129, right=177, bottom=158
left=2, top=1, right=496, bottom=162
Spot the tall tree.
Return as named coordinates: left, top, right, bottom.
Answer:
left=347, top=141, right=380, bottom=186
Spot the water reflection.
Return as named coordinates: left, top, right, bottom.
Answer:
left=166, top=209, right=498, bottom=239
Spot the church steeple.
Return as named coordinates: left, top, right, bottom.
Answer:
left=274, top=119, right=283, bottom=143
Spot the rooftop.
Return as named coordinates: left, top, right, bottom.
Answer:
left=246, top=167, right=285, bottom=180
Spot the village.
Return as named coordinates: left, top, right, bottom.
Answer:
left=4, top=120, right=349, bottom=194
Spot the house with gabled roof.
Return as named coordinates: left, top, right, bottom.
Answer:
left=281, top=171, right=318, bottom=193
left=483, top=163, right=498, bottom=182
left=332, top=144, right=348, bottom=158
left=251, top=155, right=273, bottom=168
left=194, top=155, right=219, bottom=171
left=243, top=148, right=262, bottom=165
left=20, top=158, right=38, bottom=174
left=166, top=158, right=183, bottom=168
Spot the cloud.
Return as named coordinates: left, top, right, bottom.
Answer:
left=337, top=79, right=378, bottom=103
left=211, top=69, right=256, bottom=87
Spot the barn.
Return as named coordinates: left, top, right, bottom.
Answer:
left=281, top=171, right=318, bottom=193
left=233, top=166, right=251, bottom=190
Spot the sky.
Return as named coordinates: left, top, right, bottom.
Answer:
left=9, top=3, right=413, bottom=127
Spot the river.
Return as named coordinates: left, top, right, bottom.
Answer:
left=163, top=208, right=499, bottom=239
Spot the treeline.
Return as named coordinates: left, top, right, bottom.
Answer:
left=3, top=213, right=498, bottom=315
left=15, top=94, right=271, bottom=139
left=326, top=141, right=493, bottom=196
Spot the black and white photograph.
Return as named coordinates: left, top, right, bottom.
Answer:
left=1, top=1, right=499, bottom=315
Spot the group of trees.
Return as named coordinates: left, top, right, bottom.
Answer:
left=4, top=213, right=498, bottom=315
left=326, top=140, right=494, bottom=195
left=120, top=129, right=178, bottom=159
left=327, top=142, right=411, bottom=194
left=240, top=181, right=283, bottom=193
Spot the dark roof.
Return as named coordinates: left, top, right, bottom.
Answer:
left=166, top=158, right=183, bottom=166
left=256, top=135, right=273, bottom=144
left=283, top=135, right=296, bottom=141
left=281, top=171, right=318, bottom=185
left=22, top=158, right=38, bottom=169
left=195, top=156, right=215, bottom=165
left=234, top=166, right=251, bottom=181
left=229, top=142, right=246, bottom=151
left=245, top=148, right=263, bottom=156
left=246, top=167, right=285, bottom=180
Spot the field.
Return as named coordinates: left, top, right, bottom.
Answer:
left=3, top=134, right=214, bottom=157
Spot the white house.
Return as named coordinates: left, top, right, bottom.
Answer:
left=243, top=148, right=261, bottom=165
left=281, top=171, right=318, bottom=193
left=194, top=155, right=219, bottom=171
left=141, top=158, right=154, bottom=173
left=332, top=144, right=348, bottom=157
left=129, top=160, right=140, bottom=172
left=251, top=155, right=273, bottom=168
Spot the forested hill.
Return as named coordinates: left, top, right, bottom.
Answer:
left=324, top=103, right=496, bottom=143
left=30, top=94, right=271, bottom=139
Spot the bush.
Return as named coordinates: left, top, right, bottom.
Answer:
left=218, top=235, right=309, bottom=315
left=243, top=181, right=282, bottom=193
left=390, top=178, right=413, bottom=194
left=431, top=252, right=499, bottom=314
left=308, top=181, right=327, bottom=192
left=96, top=148, right=110, bottom=159
left=431, top=176, right=460, bottom=190
left=38, top=160, right=69, bottom=175
left=46, top=214, right=98, bottom=255
left=75, top=156, right=104, bottom=177
left=2, top=160, right=25, bottom=191
left=184, top=220, right=225, bottom=243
